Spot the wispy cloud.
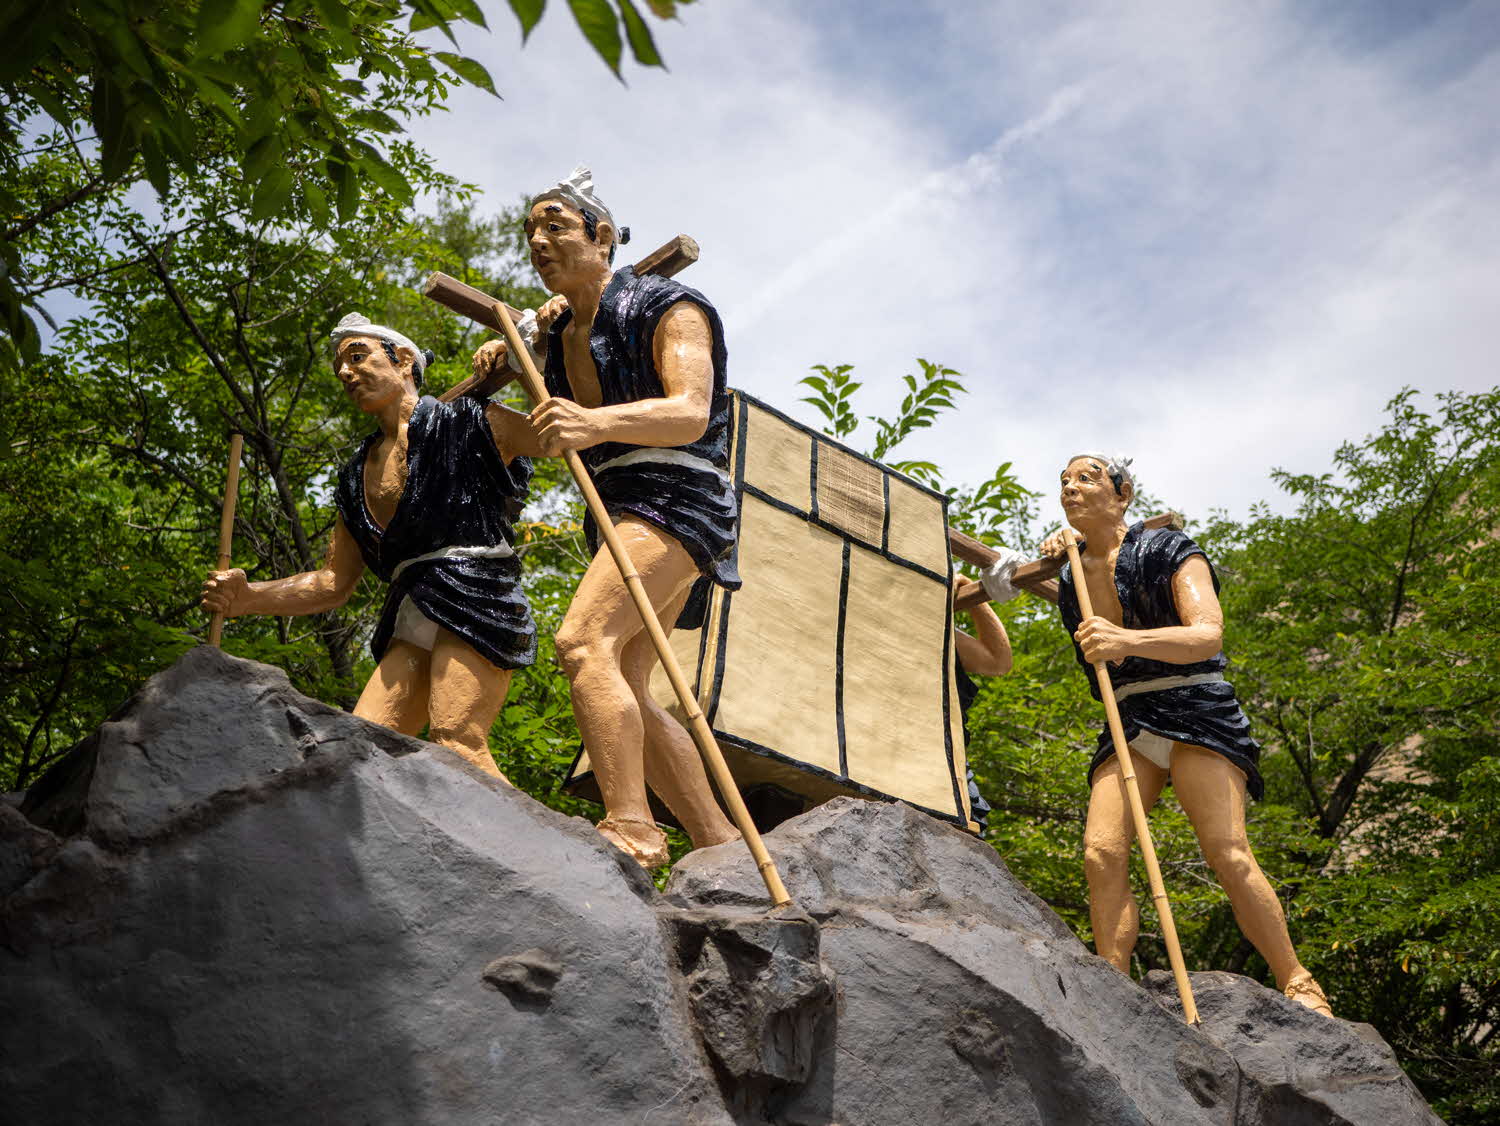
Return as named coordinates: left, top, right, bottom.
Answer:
left=735, top=81, right=1092, bottom=332
left=416, top=0, right=1500, bottom=531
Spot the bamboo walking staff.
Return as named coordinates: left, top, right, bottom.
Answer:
left=476, top=294, right=794, bottom=910
left=1061, top=526, right=1200, bottom=1025
left=207, top=432, right=245, bottom=648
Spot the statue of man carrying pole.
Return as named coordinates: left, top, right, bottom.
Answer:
left=471, top=168, right=742, bottom=867
left=1040, top=452, right=1332, bottom=1016
left=201, top=315, right=542, bottom=779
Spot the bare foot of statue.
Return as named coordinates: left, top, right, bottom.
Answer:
left=1283, top=968, right=1334, bottom=1017
left=596, top=816, right=671, bottom=869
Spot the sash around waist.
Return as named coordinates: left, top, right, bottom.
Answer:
left=1113, top=671, right=1226, bottom=703
left=591, top=447, right=729, bottom=482
left=391, top=543, right=515, bottom=582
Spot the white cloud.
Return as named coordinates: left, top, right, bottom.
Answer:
left=413, top=0, right=1500, bottom=538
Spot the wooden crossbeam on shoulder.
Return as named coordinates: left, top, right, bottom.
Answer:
left=952, top=512, right=1183, bottom=608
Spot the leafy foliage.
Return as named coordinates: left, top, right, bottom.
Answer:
left=0, top=109, right=572, bottom=790
left=798, top=358, right=966, bottom=487
left=0, top=0, right=684, bottom=369
left=1197, top=388, right=1500, bottom=1119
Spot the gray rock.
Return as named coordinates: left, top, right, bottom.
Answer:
left=2, top=647, right=727, bottom=1126
left=662, top=904, right=835, bottom=1118
left=667, top=797, right=1442, bottom=1125
left=2, top=648, right=1442, bottom=1125
left=1145, top=970, right=1444, bottom=1125
left=481, top=947, right=565, bottom=1006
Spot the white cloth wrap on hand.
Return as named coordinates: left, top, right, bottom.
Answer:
left=498, top=308, right=543, bottom=381
left=979, top=546, right=1031, bottom=604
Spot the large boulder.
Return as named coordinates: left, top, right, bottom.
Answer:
left=667, top=797, right=1444, bottom=1126
left=3, top=647, right=727, bottom=1126
left=2, top=648, right=1442, bottom=1125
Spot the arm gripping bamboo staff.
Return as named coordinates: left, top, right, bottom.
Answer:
left=206, top=432, right=245, bottom=648
left=1061, top=526, right=1199, bottom=1025
left=475, top=291, right=793, bottom=910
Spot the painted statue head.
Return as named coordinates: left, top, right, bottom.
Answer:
left=1060, top=451, right=1135, bottom=524
left=525, top=166, right=632, bottom=291
left=329, top=313, right=434, bottom=412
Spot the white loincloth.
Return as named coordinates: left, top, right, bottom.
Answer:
left=387, top=544, right=516, bottom=652
left=392, top=596, right=440, bottom=651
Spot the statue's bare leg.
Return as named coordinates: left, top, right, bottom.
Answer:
left=620, top=585, right=740, bottom=850
left=1083, top=752, right=1169, bottom=972
left=425, top=627, right=513, bottom=781
left=555, top=516, right=701, bottom=866
left=354, top=641, right=433, bottom=736
left=1169, top=743, right=1304, bottom=988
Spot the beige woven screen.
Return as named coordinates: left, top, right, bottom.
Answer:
left=565, top=391, right=973, bottom=829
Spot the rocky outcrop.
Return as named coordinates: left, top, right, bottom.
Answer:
left=670, top=800, right=1442, bottom=1125
left=0, top=648, right=1442, bottom=1124
left=3, top=648, right=726, bottom=1125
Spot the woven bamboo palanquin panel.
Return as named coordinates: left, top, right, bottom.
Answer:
left=565, top=391, right=973, bottom=829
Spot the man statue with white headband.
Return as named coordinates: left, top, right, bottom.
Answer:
left=1039, top=452, right=1333, bottom=1016
left=472, top=167, right=742, bottom=866
left=201, top=313, right=541, bottom=779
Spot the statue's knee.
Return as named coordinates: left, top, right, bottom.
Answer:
left=555, top=627, right=599, bottom=680
left=1083, top=838, right=1130, bottom=884
left=1205, top=840, right=1255, bottom=885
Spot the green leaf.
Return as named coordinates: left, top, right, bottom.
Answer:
left=312, top=0, right=357, bottom=51
left=196, top=0, right=262, bottom=58
left=27, top=83, right=75, bottom=128
left=408, top=0, right=459, bottom=44
left=349, top=140, right=412, bottom=200
left=242, top=134, right=284, bottom=181
left=302, top=181, right=331, bottom=227
left=0, top=4, right=62, bottom=83
left=186, top=74, right=242, bottom=127
left=434, top=52, right=499, bottom=97
left=250, top=166, right=294, bottom=221
left=348, top=108, right=404, bottom=134
left=567, top=0, right=623, bottom=76
left=447, top=0, right=489, bottom=28
left=90, top=76, right=132, bottom=180
left=507, top=0, right=545, bottom=39
left=617, top=0, right=663, bottom=67
left=645, top=0, right=676, bottom=16
left=313, top=0, right=353, bottom=31
left=139, top=135, right=172, bottom=198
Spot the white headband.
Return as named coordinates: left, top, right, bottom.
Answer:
left=531, top=165, right=622, bottom=238
left=1067, top=451, right=1135, bottom=493
left=329, top=313, right=427, bottom=374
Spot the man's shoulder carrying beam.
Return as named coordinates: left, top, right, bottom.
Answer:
left=427, top=235, right=701, bottom=404
left=951, top=512, right=1183, bottom=608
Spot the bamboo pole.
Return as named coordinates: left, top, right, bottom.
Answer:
left=482, top=296, right=793, bottom=909
left=207, top=432, right=245, bottom=648
left=1062, top=526, right=1199, bottom=1025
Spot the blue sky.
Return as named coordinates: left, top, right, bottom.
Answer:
left=414, top=0, right=1500, bottom=528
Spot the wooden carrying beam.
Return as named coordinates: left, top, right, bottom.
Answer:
left=952, top=512, right=1182, bottom=609
left=434, top=235, right=701, bottom=404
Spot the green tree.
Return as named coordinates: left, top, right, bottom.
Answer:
left=0, top=0, right=687, bottom=368
left=1200, top=388, right=1500, bottom=1121
left=0, top=113, right=561, bottom=788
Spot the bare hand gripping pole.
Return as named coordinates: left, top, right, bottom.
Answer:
left=424, top=272, right=794, bottom=910
left=1061, top=526, right=1200, bottom=1025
